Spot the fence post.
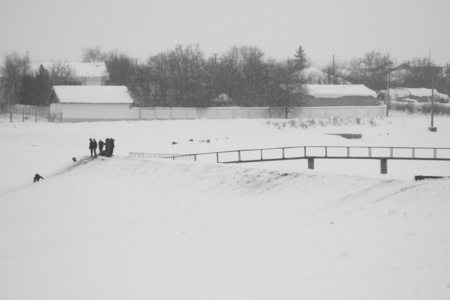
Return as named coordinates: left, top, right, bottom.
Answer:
left=10, top=112, right=12, bottom=123
left=308, top=158, right=314, bottom=170
left=380, top=159, right=388, bottom=174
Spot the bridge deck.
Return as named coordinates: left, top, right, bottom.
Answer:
left=129, top=146, right=450, bottom=174
left=130, top=145, right=450, bottom=163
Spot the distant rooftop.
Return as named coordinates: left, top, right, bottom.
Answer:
left=29, top=62, right=108, bottom=78
left=385, top=87, right=450, bottom=100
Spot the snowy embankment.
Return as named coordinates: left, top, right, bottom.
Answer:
left=1, top=112, right=450, bottom=299
left=1, top=156, right=450, bottom=299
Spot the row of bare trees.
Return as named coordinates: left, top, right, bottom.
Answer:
left=83, top=46, right=450, bottom=105
left=81, top=45, right=308, bottom=109
left=2, top=45, right=449, bottom=108
left=323, top=51, right=450, bottom=94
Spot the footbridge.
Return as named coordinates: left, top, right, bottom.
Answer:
left=129, top=145, right=450, bottom=174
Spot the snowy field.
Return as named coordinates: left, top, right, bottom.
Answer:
left=1, top=112, right=450, bottom=299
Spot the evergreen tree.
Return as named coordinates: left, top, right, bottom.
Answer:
left=34, top=65, right=51, bottom=105
left=293, top=45, right=307, bottom=72
left=19, top=64, right=51, bottom=105
left=20, top=73, right=34, bottom=105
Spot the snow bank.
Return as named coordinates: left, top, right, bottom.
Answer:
left=1, top=113, right=450, bottom=299
left=1, top=157, right=450, bottom=300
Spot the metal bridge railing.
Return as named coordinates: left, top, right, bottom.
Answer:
left=130, top=146, right=450, bottom=163
left=129, top=152, right=197, bottom=161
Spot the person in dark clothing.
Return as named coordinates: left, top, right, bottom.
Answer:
left=93, top=139, right=98, bottom=157
left=98, top=139, right=106, bottom=156
left=105, top=138, right=110, bottom=157
left=110, top=139, right=115, bottom=156
left=33, top=174, right=44, bottom=182
left=98, top=140, right=105, bottom=152
left=89, top=138, right=95, bottom=157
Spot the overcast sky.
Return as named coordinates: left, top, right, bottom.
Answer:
left=1, top=0, right=449, bottom=66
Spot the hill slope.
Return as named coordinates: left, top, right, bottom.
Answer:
left=1, top=157, right=450, bottom=300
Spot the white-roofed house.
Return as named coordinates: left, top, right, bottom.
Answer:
left=29, top=62, right=109, bottom=86
left=381, top=87, right=450, bottom=103
left=49, top=86, right=135, bottom=122
left=298, top=84, right=380, bottom=106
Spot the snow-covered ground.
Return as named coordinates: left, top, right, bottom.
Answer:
left=1, top=112, right=450, bottom=300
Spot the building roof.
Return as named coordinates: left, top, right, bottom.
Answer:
left=51, top=86, right=133, bottom=104
left=385, top=87, right=449, bottom=101
left=305, top=84, right=377, bottom=98
left=29, top=62, right=108, bottom=78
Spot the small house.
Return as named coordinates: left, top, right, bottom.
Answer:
left=29, top=62, right=109, bottom=85
left=382, top=87, right=449, bottom=103
left=49, top=86, right=134, bottom=122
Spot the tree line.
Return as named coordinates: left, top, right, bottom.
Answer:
left=1, top=45, right=449, bottom=108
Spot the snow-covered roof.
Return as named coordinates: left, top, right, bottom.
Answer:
left=29, top=62, right=108, bottom=78
left=52, top=86, right=133, bottom=104
left=305, top=84, right=377, bottom=98
left=386, top=87, right=449, bottom=100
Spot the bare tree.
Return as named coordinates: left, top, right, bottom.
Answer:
left=347, top=51, right=394, bottom=90
left=82, top=46, right=108, bottom=62
left=403, top=57, right=443, bottom=89
left=1, top=52, right=29, bottom=104
left=320, top=60, right=350, bottom=84
left=49, top=62, right=78, bottom=85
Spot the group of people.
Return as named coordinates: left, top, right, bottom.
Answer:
left=89, top=138, right=115, bottom=157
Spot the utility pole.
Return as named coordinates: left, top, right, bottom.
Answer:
left=429, top=50, right=437, bottom=132
left=386, top=68, right=391, bottom=117
left=333, top=55, right=336, bottom=84
left=285, top=57, right=290, bottom=119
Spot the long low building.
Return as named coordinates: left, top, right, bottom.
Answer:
left=298, top=84, right=380, bottom=106
left=49, top=86, right=135, bottom=122
left=48, top=85, right=385, bottom=122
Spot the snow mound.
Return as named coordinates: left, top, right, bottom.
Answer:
left=1, top=157, right=450, bottom=299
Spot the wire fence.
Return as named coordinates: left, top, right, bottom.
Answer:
left=0, top=104, right=50, bottom=122
left=128, top=152, right=197, bottom=161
